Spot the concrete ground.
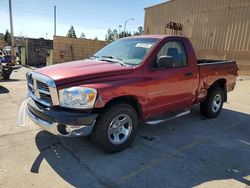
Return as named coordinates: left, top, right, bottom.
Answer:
left=0, top=67, right=250, bottom=188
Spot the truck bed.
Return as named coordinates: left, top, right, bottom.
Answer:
left=195, top=59, right=238, bottom=103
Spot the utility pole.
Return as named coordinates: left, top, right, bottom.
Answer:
left=118, top=25, right=122, bottom=38
left=54, top=5, right=56, bottom=36
left=123, top=18, right=134, bottom=37
left=9, top=0, right=15, bottom=56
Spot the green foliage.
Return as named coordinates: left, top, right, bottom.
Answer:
left=133, top=27, right=144, bottom=36
left=119, top=31, right=132, bottom=38
left=105, top=29, right=118, bottom=42
left=94, top=36, right=98, bottom=40
left=105, top=26, right=143, bottom=42
left=80, top=32, right=86, bottom=39
left=0, top=33, right=4, bottom=41
left=4, top=30, right=11, bottom=45
left=67, top=26, right=77, bottom=38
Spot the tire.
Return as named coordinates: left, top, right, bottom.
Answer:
left=200, top=87, right=224, bottom=118
left=91, top=103, right=138, bottom=152
left=3, top=74, right=10, bottom=80
left=2, top=66, right=12, bottom=80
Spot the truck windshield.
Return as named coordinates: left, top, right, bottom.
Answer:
left=92, top=38, right=159, bottom=66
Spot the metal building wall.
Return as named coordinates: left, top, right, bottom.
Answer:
left=144, top=0, right=250, bottom=75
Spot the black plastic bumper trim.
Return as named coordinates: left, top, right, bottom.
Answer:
left=27, top=99, right=98, bottom=126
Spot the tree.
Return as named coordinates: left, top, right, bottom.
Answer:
left=0, top=33, right=4, bottom=41
left=119, top=31, right=131, bottom=38
left=133, top=26, right=144, bottom=36
left=105, top=29, right=115, bottom=42
left=105, top=26, right=142, bottom=42
left=94, top=36, right=98, bottom=40
left=4, top=30, right=11, bottom=45
left=138, top=26, right=144, bottom=35
left=105, top=28, right=126, bottom=42
left=112, top=29, right=118, bottom=40
left=67, top=26, right=77, bottom=38
left=80, top=32, right=86, bottom=39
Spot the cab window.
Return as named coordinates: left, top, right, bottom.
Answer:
left=157, top=41, right=187, bottom=68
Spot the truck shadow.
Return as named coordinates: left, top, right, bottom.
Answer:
left=32, top=107, right=250, bottom=187
left=0, top=86, right=9, bottom=94
left=0, top=78, right=26, bottom=82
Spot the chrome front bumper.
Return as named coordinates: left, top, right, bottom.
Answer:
left=26, top=101, right=96, bottom=137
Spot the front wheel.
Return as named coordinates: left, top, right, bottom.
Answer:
left=200, top=87, right=224, bottom=118
left=91, top=103, right=138, bottom=152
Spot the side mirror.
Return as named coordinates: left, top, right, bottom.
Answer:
left=157, top=55, right=174, bottom=68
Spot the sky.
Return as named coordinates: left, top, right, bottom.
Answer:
left=0, top=0, right=165, bottom=40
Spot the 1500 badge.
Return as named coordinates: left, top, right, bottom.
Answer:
left=148, top=89, right=168, bottom=96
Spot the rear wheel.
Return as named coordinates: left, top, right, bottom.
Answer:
left=91, top=103, right=138, bottom=152
left=200, top=87, right=224, bottom=118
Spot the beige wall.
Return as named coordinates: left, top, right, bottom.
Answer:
left=53, top=36, right=107, bottom=64
left=0, top=40, right=4, bottom=49
left=144, top=0, right=250, bottom=75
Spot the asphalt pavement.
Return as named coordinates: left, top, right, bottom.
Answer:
left=0, top=67, right=250, bottom=188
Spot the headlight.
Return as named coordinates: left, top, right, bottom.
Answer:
left=59, top=87, right=97, bottom=109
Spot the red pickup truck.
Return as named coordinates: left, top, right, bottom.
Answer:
left=25, top=35, right=238, bottom=152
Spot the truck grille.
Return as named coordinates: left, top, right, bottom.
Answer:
left=27, top=72, right=58, bottom=107
left=39, top=93, right=53, bottom=104
left=37, top=80, right=50, bottom=92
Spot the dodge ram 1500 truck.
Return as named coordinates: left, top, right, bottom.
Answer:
left=24, top=35, right=238, bottom=152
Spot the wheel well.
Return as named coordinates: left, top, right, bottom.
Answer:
left=102, top=96, right=142, bottom=118
left=208, top=79, right=227, bottom=101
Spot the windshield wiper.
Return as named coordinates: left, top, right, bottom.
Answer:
left=100, top=55, right=127, bottom=66
left=90, top=55, right=128, bottom=66
left=89, top=55, right=99, bottom=60
left=101, top=55, right=122, bottom=61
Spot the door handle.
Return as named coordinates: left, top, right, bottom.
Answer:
left=184, top=72, right=193, bottom=77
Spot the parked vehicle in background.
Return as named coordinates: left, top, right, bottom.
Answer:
left=23, top=35, right=238, bottom=152
left=3, top=46, right=12, bottom=55
left=0, top=50, right=4, bottom=61
left=0, top=55, right=12, bottom=64
left=1, top=46, right=17, bottom=65
left=0, top=50, right=21, bottom=80
left=0, top=62, right=13, bottom=80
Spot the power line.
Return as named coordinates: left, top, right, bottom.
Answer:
left=1, top=4, right=121, bottom=19
left=1, top=7, right=123, bottom=26
left=1, top=2, right=142, bottom=39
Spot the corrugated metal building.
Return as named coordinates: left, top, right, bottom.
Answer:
left=144, top=0, right=250, bottom=75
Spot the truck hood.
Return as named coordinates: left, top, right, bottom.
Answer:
left=35, top=59, right=134, bottom=86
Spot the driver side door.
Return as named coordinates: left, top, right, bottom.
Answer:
left=144, top=40, right=197, bottom=118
